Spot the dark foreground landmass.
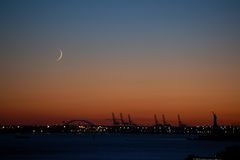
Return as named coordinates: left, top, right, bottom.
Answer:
left=186, top=146, right=240, bottom=160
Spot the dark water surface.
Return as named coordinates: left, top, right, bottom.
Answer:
left=0, top=134, right=239, bottom=160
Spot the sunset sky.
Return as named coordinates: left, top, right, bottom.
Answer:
left=1, top=0, right=240, bottom=125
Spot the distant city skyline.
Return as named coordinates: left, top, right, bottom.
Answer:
left=1, top=0, right=240, bottom=125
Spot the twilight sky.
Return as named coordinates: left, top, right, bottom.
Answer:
left=1, top=0, right=240, bottom=125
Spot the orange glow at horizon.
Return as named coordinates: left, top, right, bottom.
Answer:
left=1, top=55, right=240, bottom=126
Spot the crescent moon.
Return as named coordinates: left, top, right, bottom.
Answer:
left=57, top=49, right=63, bottom=62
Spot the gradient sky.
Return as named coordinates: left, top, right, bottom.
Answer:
left=1, top=0, right=240, bottom=125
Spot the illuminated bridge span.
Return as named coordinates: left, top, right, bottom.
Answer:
left=63, top=120, right=95, bottom=126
